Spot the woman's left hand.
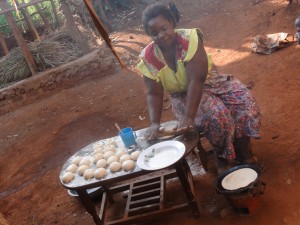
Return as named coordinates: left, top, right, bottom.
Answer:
left=177, top=116, right=195, bottom=133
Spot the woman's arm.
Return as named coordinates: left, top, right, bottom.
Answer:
left=143, top=76, right=164, bottom=140
left=179, top=37, right=208, bottom=130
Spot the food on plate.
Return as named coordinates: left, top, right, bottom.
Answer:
left=83, top=169, right=95, bottom=180
left=71, top=156, right=83, bottom=165
left=109, top=161, right=121, bottom=172
left=79, top=158, right=91, bottom=166
left=93, top=153, right=104, bottom=163
left=96, top=159, right=107, bottom=168
left=104, top=151, right=115, bottom=159
left=119, top=154, right=131, bottom=164
left=94, top=168, right=107, bottom=179
left=66, top=164, right=78, bottom=173
left=122, top=160, right=135, bottom=171
left=107, top=155, right=119, bottom=165
left=130, top=151, right=141, bottom=161
left=77, top=165, right=89, bottom=176
left=62, top=172, right=75, bottom=184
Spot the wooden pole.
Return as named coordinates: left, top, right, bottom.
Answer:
left=34, top=3, right=53, bottom=32
left=94, top=0, right=112, bottom=31
left=60, top=0, right=90, bottom=54
left=50, top=0, right=61, bottom=28
left=18, top=0, right=41, bottom=41
left=0, top=0, right=46, bottom=15
left=0, top=1, right=37, bottom=75
left=0, top=33, right=9, bottom=56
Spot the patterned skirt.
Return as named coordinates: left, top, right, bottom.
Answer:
left=170, top=71, right=261, bottom=160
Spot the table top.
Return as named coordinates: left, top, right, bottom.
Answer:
left=60, top=121, right=199, bottom=190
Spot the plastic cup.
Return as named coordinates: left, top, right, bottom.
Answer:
left=119, top=127, right=136, bottom=148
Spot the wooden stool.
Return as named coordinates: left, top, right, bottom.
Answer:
left=194, top=133, right=213, bottom=171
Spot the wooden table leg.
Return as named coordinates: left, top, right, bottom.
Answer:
left=175, top=159, right=200, bottom=217
left=76, top=189, right=103, bottom=225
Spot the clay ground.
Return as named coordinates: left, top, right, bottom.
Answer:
left=1, top=0, right=300, bottom=224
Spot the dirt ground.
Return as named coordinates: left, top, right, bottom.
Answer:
left=1, top=0, right=300, bottom=224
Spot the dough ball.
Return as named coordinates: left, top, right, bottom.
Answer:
left=130, top=151, right=141, bottom=161
left=71, top=156, right=83, bottom=165
left=119, top=154, right=131, bottom=164
left=104, top=145, right=116, bottom=152
left=107, top=155, right=119, bottom=165
left=93, top=149, right=103, bottom=156
left=94, top=168, right=107, bottom=179
left=109, top=161, right=121, bottom=172
left=83, top=169, right=95, bottom=180
left=66, top=164, right=78, bottom=173
left=93, top=153, right=104, bottom=163
left=106, top=139, right=118, bottom=147
left=122, top=160, right=135, bottom=171
left=96, top=159, right=107, bottom=168
left=79, top=158, right=91, bottom=166
left=115, top=148, right=126, bottom=158
left=62, top=172, right=75, bottom=184
left=104, top=151, right=115, bottom=159
left=77, top=165, right=89, bottom=176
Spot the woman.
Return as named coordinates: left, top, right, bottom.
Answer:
left=136, top=3, right=261, bottom=173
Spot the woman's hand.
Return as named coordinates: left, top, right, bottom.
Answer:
left=177, top=116, right=195, bottom=133
left=144, top=123, right=160, bottom=141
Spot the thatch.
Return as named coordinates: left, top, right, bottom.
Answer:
left=0, top=31, right=82, bottom=88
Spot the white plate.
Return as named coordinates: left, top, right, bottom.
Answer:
left=137, top=141, right=185, bottom=170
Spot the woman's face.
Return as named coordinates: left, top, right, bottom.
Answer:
left=147, top=15, right=176, bottom=49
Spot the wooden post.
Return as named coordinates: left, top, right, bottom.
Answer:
left=95, top=0, right=112, bottom=31
left=60, top=0, right=90, bottom=54
left=34, top=3, right=53, bottom=32
left=18, top=0, right=41, bottom=41
left=0, top=1, right=37, bottom=75
left=50, top=0, right=61, bottom=28
left=0, top=33, right=9, bottom=56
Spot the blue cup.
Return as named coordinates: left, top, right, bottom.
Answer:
left=119, top=127, right=136, bottom=148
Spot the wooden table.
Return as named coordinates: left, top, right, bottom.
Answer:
left=60, top=121, right=200, bottom=225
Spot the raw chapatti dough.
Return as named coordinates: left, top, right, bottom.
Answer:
left=71, top=156, right=83, bottom=165
left=104, top=145, right=116, bottom=152
left=115, top=148, right=126, bottom=158
left=93, top=142, right=104, bottom=149
left=94, top=168, right=107, bottom=179
left=104, top=151, right=115, bottom=159
left=93, top=149, right=103, bottom=156
left=79, top=158, right=91, bottom=166
left=109, top=161, right=121, bottom=172
left=106, top=139, right=118, bottom=147
left=93, top=153, right=104, bottom=163
left=77, top=165, right=89, bottom=176
left=119, top=154, right=131, bottom=164
left=62, top=172, right=75, bottom=184
left=107, top=155, right=119, bottom=165
left=130, top=151, right=141, bottom=161
left=96, top=159, right=107, bottom=168
left=122, top=160, right=135, bottom=171
left=66, top=164, right=78, bottom=173
left=221, top=168, right=258, bottom=190
left=83, top=169, right=95, bottom=180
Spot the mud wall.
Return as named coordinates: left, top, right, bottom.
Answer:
left=0, top=47, right=115, bottom=116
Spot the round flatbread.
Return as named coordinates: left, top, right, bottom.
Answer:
left=221, top=168, right=258, bottom=191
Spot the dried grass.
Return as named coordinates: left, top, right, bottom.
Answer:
left=0, top=31, right=82, bottom=88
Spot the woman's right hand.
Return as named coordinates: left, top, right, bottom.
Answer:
left=144, top=123, right=160, bottom=141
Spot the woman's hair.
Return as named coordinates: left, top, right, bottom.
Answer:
left=142, top=3, right=177, bottom=34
